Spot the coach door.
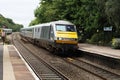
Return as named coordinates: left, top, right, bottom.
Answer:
left=49, top=25, right=54, bottom=41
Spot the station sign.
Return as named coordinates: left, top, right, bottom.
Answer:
left=103, top=26, right=112, bottom=31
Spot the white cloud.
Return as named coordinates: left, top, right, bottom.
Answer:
left=0, top=0, right=39, bottom=27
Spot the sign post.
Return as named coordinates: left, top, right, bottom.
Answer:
left=103, top=26, right=113, bottom=45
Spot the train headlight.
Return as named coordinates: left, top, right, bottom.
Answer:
left=57, top=37, right=63, bottom=40
left=57, top=37, right=77, bottom=41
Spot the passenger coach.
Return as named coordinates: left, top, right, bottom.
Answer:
left=20, top=20, right=78, bottom=53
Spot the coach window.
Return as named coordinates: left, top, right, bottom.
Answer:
left=38, top=28, right=39, bottom=32
left=35, top=28, right=37, bottom=32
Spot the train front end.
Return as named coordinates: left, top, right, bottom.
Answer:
left=54, top=24, right=78, bottom=52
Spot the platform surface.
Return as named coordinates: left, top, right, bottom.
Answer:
left=78, top=43, right=120, bottom=59
left=0, top=44, right=38, bottom=80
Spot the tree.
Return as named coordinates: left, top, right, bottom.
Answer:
left=105, top=0, right=120, bottom=37
left=30, top=0, right=120, bottom=45
left=0, top=14, right=23, bottom=32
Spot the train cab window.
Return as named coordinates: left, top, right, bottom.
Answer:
left=56, top=25, right=66, bottom=31
left=66, top=25, right=75, bottom=32
left=56, top=24, right=75, bottom=32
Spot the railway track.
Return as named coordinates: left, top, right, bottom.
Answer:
left=64, top=57, right=120, bottom=80
left=11, top=33, right=120, bottom=80
left=12, top=33, right=69, bottom=80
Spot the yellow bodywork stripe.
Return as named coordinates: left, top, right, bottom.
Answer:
left=56, top=31, right=78, bottom=38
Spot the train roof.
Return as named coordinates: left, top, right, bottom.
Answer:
left=33, top=22, right=50, bottom=28
left=21, top=20, right=74, bottom=30
left=34, top=20, right=74, bottom=27
left=3, top=28, right=12, bottom=30
left=50, top=20, right=74, bottom=25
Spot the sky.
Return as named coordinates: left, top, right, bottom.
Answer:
left=0, top=0, right=40, bottom=27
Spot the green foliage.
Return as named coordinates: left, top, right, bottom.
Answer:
left=87, top=33, right=104, bottom=45
left=30, top=0, right=120, bottom=46
left=29, top=18, right=40, bottom=26
left=88, top=31, right=113, bottom=45
left=112, top=38, right=120, bottom=49
left=105, top=0, right=120, bottom=34
left=0, top=14, right=23, bottom=31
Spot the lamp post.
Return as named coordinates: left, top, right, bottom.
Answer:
left=97, top=29, right=99, bottom=45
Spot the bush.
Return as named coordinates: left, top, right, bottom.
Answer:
left=90, top=33, right=100, bottom=43
left=89, top=33, right=104, bottom=45
left=89, top=32, right=112, bottom=46
left=111, top=38, right=120, bottom=49
left=78, top=35, right=86, bottom=43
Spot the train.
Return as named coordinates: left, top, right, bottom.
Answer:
left=20, top=20, right=78, bottom=53
left=3, top=28, right=12, bottom=34
left=0, top=28, right=12, bottom=35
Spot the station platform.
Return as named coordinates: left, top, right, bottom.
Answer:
left=1, top=43, right=120, bottom=80
left=0, top=44, right=38, bottom=80
left=78, top=43, right=120, bottom=59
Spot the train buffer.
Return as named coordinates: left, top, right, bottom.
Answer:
left=0, top=44, right=38, bottom=80
left=78, top=43, right=120, bottom=59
